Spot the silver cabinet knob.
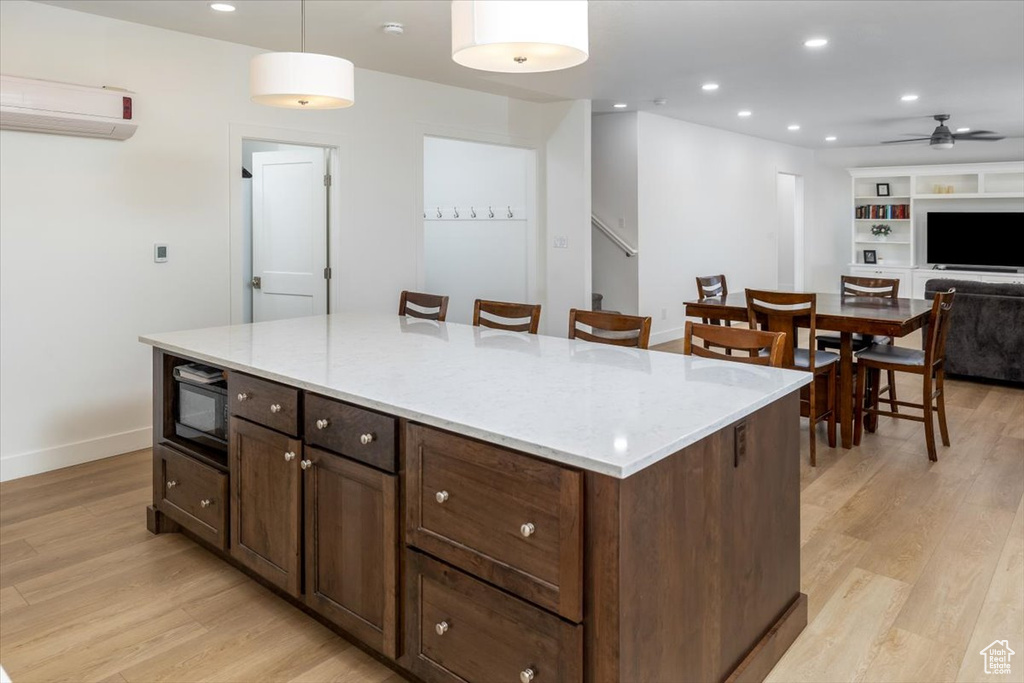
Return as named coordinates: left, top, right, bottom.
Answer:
left=284, top=451, right=296, bottom=462
left=237, top=392, right=249, bottom=402
left=520, top=669, right=535, bottom=683
left=315, top=418, right=329, bottom=430
left=435, top=490, right=449, bottom=504
left=360, top=433, right=375, bottom=445
left=300, top=459, right=312, bottom=470
left=270, top=403, right=282, bottom=413
left=200, top=499, right=212, bottom=508
left=520, top=523, right=535, bottom=538
left=166, top=480, right=177, bottom=489
left=434, top=621, right=449, bottom=636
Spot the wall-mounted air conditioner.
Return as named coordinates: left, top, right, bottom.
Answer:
left=0, top=74, right=137, bottom=141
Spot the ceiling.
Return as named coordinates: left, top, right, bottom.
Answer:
left=37, top=0, right=1024, bottom=148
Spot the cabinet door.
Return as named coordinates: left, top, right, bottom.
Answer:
left=229, top=417, right=302, bottom=596
left=304, top=447, right=398, bottom=658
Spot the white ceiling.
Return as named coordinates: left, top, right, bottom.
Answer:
left=36, top=0, right=1024, bottom=148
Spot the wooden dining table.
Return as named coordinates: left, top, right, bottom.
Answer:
left=684, top=293, right=934, bottom=449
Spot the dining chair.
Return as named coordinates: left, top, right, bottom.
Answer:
left=568, top=309, right=652, bottom=349
left=398, top=290, right=449, bottom=321
left=745, top=289, right=837, bottom=466
left=473, top=299, right=542, bottom=334
left=816, top=275, right=900, bottom=414
left=854, top=288, right=956, bottom=462
left=683, top=321, right=786, bottom=367
left=696, top=274, right=734, bottom=354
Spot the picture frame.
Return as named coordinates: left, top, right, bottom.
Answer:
left=863, top=249, right=878, bottom=264
left=876, top=182, right=891, bottom=197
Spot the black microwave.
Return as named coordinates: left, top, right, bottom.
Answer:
left=173, top=364, right=228, bottom=452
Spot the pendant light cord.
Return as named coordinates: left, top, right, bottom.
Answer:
left=300, top=0, right=305, bottom=53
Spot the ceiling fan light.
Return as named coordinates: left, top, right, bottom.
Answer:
left=250, top=52, right=354, bottom=109
left=931, top=141, right=954, bottom=150
left=451, top=0, right=589, bottom=73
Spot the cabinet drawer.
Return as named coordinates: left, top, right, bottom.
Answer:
left=155, top=443, right=228, bottom=549
left=305, top=394, right=397, bottom=473
left=405, top=424, right=582, bottom=621
left=404, top=551, right=581, bottom=683
left=229, top=373, right=299, bottom=436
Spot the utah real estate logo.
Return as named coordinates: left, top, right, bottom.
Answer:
left=979, top=640, right=1015, bottom=675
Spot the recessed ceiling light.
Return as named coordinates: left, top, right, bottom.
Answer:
left=613, top=102, right=628, bottom=108
left=901, top=94, right=919, bottom=102
left=701, top=83, right=719, bottom=91
left=382, top=22, right=404, bottom=35
left=804, top=38, right=828, bottom=48
left=653, top=98, right=668, bottom=106
left=737, top=110, right=752, bottom=117
left=209, top=2, right=235, bottom=11
left=956, top=127, right=970, bottom=133
left=825, top=135, right=837, bottom=142
left=788, top=124, right=801, bottom=131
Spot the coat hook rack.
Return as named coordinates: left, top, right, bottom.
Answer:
left=436, top=207, right=442, bottom=218
left=470, top=206, right=476, bottom=218
left=453, top=207, right=459, bottom=218
left=507, top=205, right=513, bottom=218
left=488, top=206, right=495, bottom=218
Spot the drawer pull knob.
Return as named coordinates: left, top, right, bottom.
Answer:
left=435, top=490, right=449, bottom=504
left=315, top=418, right=330, bottom=430
left=200, top=499, right=212, bottom=508
left=270, top=403, right=282, bottom=414
left=166, top=480, right=177, bottom=489
left=284, top=451, right=296, bottom=462
left=237, top=392, right=249, bottom=402
left=434, top=621, right=449, bottom=636
left=360, top=433, right=375, bottom=445
left=520, top=522, right=535, bottom=538
left=520, top=669, right=535, bottom=683
left=300, top=459, right=312, bottom=470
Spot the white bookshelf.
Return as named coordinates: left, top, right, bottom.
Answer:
left=848, top=161, right=1024, bottom=296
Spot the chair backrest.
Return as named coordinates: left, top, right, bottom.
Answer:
left=683, top=321, right=786, bottom=367
left=568, top=309, right=652, bottom=349
left=696, top=274, right=728, bottom=300
left=744, top=289, right=817, bottom=370
left=840, top=275, right=899, bottom=299
left=473, top=299, right=542, bottom=334
left=925, top=288, right=956, bottom=368
left=398, top=290, right=449, bottom=321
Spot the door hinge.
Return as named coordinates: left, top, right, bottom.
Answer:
left=323, top=173, right=332, bottom=187
left=323, top=267, right=332, bottom=280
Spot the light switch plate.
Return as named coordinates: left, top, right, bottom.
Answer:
left=154, top=243, right=168, bottom=263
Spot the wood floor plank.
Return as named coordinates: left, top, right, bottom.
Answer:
left=860, top=627, right=963, bottom=683
left=799, top=531, right=871, bottom=622
left=0, top=538, right=38, bottom=566
left=964, top=435, right=1024, bottom=511
left=0, top=584, right=27, bottom=614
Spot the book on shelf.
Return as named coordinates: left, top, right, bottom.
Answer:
left=854, top=204, right=909, bottom=220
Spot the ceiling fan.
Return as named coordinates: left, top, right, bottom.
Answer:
left=881, top=114, right=1004, bottom=149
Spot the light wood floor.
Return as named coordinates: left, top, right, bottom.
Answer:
left=2, top=344, right=1022, bottom=682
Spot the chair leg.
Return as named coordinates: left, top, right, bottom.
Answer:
left=854, top=361, right=867, bottom=446
left=827, top=366, right=837, bottom=449
left=936, top=368, right=951, bottom=448
left=867, top=368, right=881, bottom=433
left=922, top=374, right=937, bottom=462
left=808, top=378, right=817, bottom=467
left=887, top=369, right=899, bottom=414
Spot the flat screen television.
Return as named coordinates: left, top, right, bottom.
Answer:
left=926, top=212, right=1024, bottom=269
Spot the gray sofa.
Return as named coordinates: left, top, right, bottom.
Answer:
left=925, top=278, right=1024, bottom=384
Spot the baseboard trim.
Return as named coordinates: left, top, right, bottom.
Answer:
left=650, top=326, right=686, bottom=347
left=0, top=427, right=152, bottom=482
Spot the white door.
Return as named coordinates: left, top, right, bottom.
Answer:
left=252, top=149, right=328, bottom=322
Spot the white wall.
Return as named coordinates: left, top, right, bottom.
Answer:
left=591, top=113, right=639, bottom=315
left=0, top=1, right=591, bottom=479
left=776, top=173, right=797, bottom=290
left=423, top=136, right=532, bottom=325
left=636, top=111, right=817, bottom=344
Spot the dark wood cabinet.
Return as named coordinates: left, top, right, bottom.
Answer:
left=304, top=446, right=398, bottom=658
left=305, top=394, right=398, bottom=473
left=153, top=443, right=228, bottom=549
left=229, top=416, right=303, bottom=597
left=229, top=373, right=301, bottom=436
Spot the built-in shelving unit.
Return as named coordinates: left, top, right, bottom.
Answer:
left=848, top=161, right=1024, bottom=297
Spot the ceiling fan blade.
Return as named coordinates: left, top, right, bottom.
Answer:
left=954, top=130, right=997, bottom=136
left=881, top=138, right=933, bottom=144
left=956, top=136, right=1006, bottom=141
left=953, top=132, right=1004, bottom=140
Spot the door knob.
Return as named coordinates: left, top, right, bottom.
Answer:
left=251, top=276, right=262, bottom=290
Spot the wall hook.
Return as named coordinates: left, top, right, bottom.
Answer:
left=507, top=205, right=513, bottom=218
left=436, top=207, right=442, bottom=219
left=453, top=206, right=459, bottom=218
left=488, top=206, right=494, bottom=218
left=470, top=206, right=477, bottom=218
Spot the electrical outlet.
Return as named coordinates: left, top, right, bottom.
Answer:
left=661, top=308, right=667, bottom=320
left=553, top=236, right=569, bottom=249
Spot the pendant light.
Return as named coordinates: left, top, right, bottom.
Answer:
left=250, top=0, right=354, bottom=109
left=451, top=0, right=589, bottom=73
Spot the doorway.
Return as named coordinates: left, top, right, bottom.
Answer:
left=422, top=136, right=537, bottom=325
left=242, top=140, right=331, bottom=323
left=776, top=171, right=805, bottom=291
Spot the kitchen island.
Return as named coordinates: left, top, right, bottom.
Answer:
left=141, top=313, right=811, bottom=683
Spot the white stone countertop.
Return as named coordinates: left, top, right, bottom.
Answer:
left=140, top=313, right=811, bottom=478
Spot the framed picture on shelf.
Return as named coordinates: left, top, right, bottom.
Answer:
left=876, top=183, right=891, bottom=197
left=863, top=249, right=878, bottom=264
